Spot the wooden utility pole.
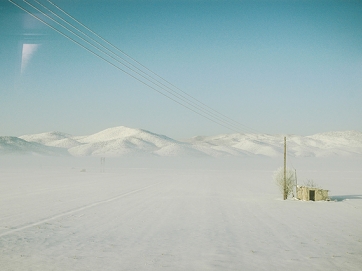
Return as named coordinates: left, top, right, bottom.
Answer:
left=295, top=169, right=297, bottom=198
left=284, top=136, right=287, bottom=200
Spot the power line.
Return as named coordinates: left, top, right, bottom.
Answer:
left=44, top=0, right=261, bottom=134
left=23, top=0, right=249, bottom=132
left=10, top=0, right=244, bottom=132
left=16, top=0, right=259, bottom=133
left=24, top=0, right=249, bottom=133
left=10, top=0, right=261, bottom=134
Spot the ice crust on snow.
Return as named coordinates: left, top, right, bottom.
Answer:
left=3, top=126, right=362, bottom=157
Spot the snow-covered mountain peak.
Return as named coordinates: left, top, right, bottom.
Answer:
left=0, top=136, right=68, bottom=156
left=77, top=126, right=142, bottom=142
left=19, top=131, right=79, bottom=149
left=20, top=131, right=72, bottom=143
left=76, top=126, right=177, bottom=144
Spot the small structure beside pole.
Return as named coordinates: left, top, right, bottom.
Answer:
left=296, top=186, right=329, bottom=201
left=279, top=136, right=330, bottom=202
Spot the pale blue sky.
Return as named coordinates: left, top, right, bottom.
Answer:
left=1, top=0, right=361, bottom=138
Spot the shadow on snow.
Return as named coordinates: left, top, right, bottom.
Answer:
left=329, top=195, right=362, bottom=202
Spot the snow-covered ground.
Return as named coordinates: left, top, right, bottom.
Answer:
left=1, top=156, right=361, bottom=270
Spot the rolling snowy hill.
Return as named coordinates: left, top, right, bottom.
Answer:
left=69, top=126, right=206, bottom=157
left=20, top=132, right=81, bottom=149
left=0, top=136, right=69, bottom=156
left=18, top=126, right=207, bottom=157
left=187, top=131, right=362, bottom=157
left=3, top=126, right=362, bottom=157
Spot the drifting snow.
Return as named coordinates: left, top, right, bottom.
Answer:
left=4, top=126, right=362, bottom=157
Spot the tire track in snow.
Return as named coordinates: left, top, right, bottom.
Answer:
left=0, top=181, right=163, bottom=238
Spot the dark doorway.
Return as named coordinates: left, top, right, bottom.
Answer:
left=309, top=190, right=315, bottom=201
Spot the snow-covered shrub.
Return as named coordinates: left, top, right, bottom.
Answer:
left=273, top=167, right=296, bottom=199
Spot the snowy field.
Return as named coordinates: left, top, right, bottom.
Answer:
left=1, top=156, right=361, bottom=270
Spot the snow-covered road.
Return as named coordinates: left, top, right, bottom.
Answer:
left=1, top=157, right=361, bottom=270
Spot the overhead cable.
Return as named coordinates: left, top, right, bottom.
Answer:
left=24, top=0, right=247, bottom=132
left=44, top=0, right=260, bottom=134
left=10, top=0, right=261, bottom=134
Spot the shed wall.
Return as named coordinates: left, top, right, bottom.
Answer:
left=296, top=186, right=329, bottom=201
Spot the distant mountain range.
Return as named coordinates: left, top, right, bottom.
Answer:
left=1, top=126, right=362, bottom=157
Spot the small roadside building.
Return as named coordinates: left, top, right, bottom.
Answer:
left=297, top=186, right=329, bottom=201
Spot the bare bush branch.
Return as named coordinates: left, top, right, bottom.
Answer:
left=273, top=167, right=296, bottom=199
left=304, top=179, right=319, bottom=188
